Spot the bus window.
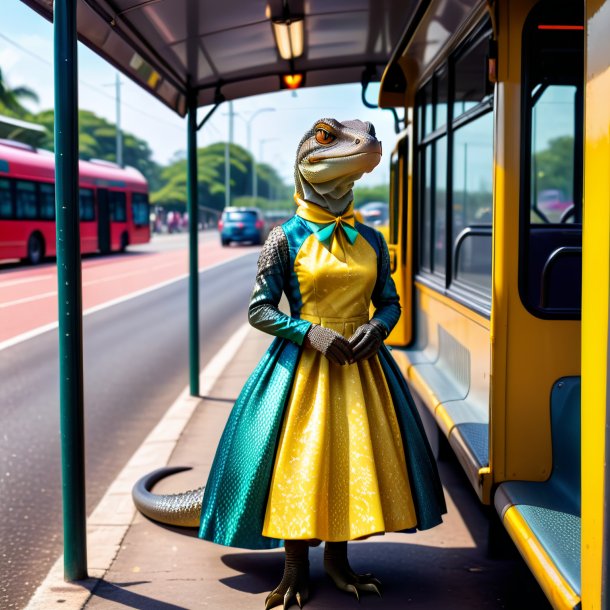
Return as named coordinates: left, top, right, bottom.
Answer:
left=414, top=20, right=493, bottom=310
left=520, top=1, right=583, bottom=317
left=421, top=79, right=434, bottom=140
left=15, top=181, right=38, bottom=219
left=530, top=85, right=577, bottom=224
left=109, top=191, right=127, bottom=222
left=0, top=179, right=12, bottom=218
left=452, top=112, right=493, bottom=294
left=434, top=136, right=447, bottom=275
left=40, top=183, right=55, bottom=220
left=132, top=193, right=149, bottom=227
left=436, top=68, right=449, bottom=131
left=421, top=144, right=432, bottom=271
left=79, top=188, right=95, bottom=221
left=453, top=33, right=491, bottom=116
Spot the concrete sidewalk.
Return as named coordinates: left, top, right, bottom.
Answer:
left=27, top=327, right=552, bottom=610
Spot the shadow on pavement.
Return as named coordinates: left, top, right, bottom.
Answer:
left=220, top=540, right=551, bottom=609
left=90, top=579, right=189, bottom=609
left=201, top=395, right=239, bottom=404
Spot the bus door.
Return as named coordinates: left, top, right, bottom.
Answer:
left=387, top=135, right=410, bottom=345
left=97, top=188, right=110, bottom=253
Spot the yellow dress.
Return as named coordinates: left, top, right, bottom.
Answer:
left=262, top=227, right=418, bottom=542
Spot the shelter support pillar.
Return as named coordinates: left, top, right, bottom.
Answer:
left=54, top=0, right=88, bottom=580
left=187, top=91, right=200, bottom=396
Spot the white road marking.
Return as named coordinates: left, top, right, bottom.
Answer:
left=0, top=251, right=255, bottom=352
left=24, top=321, right=253, bottom=610
left=0, top=274, right=55, bottom=288
left=0, top=263, right=179, bottom=308
left=0, top=290, right=57, bottom=309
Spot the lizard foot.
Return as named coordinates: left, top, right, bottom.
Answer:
left=265, top=540, right=310, bottom=610
left=324, top=541, right=382, bottom=600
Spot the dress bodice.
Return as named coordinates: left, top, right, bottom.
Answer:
left=292, top=230, right=377, bottom=335
left=248, top=214, right=401, bottom=346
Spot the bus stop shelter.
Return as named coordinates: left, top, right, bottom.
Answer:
left=20, top=0, right=421, bottom=581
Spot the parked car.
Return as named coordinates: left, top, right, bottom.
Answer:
left=357, top=201, right=390, bottom=241
left=218, top=207, right=268, bottom=246
left=264, top=210, right=292, bottom=230
left=357, top=201, right=389, bottom=227
left=536, top=189, right=574, bottom=223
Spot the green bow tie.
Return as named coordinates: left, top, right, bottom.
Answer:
left=295, top=198, right=359, bottom=247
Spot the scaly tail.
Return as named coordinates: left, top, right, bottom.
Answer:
left=132, top=466, right=204, bottom=528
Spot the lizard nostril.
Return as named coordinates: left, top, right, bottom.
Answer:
left=355, top=139, right=360, bottom=144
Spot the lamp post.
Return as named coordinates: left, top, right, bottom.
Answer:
left=246, top=108, right=275, bottom=201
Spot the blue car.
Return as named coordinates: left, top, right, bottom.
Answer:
left=219, top=207, right=268, bottom=246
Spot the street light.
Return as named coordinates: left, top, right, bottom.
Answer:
left=246, top=108, right=275, bottom=201
left=223, top=107, right=276, bottom=202
left=258, top=138, right=279, bottom=200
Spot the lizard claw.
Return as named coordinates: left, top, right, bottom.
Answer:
left=265, top=590, right=283, bottom=610
left=324, top=541, right=383, bottom=600
left=355, top=580, right=382, bottom=597
left=328, top=573, right=383, bottom=600
left=265, top=584, right=309, bottom=610
left=265, top=541, right=310, bottom=609
left=343, top=583, right=360, bottom=602
left=295, top=590, right=308, bottom=608
left=283, top=586, right=296, bottom=609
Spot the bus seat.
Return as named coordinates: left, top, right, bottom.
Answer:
left=494, top=377, right=581, bottom=608
left=400, top=325, right=490, bottom=498
left=441, top=400, right=489, bottom=466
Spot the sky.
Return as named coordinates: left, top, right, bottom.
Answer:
left=0, top=0, right=399, bottom=188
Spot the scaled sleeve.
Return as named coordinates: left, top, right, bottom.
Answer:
left=370, top=232, right=401, bottom=335
left=248, top=226, right=312, bottom=345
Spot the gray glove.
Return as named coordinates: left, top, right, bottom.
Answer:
left=348, top=319, right=387, bottom=362
left=304, top=324, right=353, bottom=365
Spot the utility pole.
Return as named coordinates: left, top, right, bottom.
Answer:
left=115, top=73, right=123, bottom=167
left=225, top=100, right=234, bottom=208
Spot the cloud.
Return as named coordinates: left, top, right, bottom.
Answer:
left=0, top=48, right=21, bottom=72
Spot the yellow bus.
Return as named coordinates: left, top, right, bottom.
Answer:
left=376, top=0, right=609, bottom=607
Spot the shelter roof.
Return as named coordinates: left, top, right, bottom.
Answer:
left=23, top=0, right=420, bottom=116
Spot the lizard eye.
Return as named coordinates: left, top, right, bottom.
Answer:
left=315, top=128, right=336, bottom=145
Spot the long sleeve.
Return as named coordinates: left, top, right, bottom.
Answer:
left=248, top=226, right=312, bottom=345
left=371, top=232, right=401, bottom=335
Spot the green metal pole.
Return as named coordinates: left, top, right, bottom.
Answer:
left=187, top=91, right=200, bottom=396
left=54, top=0, right=87, bottom=580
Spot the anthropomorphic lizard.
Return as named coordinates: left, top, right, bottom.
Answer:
left=132, top=116, right=383, bottom=525
left=132, top=119, right=444, bottom=610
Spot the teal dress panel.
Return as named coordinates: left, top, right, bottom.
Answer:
left=198, top=337, right=299, bottom=549
left=198, top=217, right=446, bottom=549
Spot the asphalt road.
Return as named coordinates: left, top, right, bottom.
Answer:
left=0, top=248, right=260, bottom=609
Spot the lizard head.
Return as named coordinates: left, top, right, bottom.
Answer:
left=294, top=118, right=382, bottom=215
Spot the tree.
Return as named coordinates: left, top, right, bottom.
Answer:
left=34, top=109, right=162, bottom=191
left=151, top=142, right=289, bottom=212
left=533, top=136, right=575, bottom=201
left=353, top=184, right=389, bottom=206
left=0, top=68, right=39, bottom=117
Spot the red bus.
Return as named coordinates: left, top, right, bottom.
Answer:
left=0, top=139, right=150, bottom=264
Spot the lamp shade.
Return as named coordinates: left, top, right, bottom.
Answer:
left=272, top=18, right=304, bottom=60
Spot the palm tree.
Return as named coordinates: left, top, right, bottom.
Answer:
left=0, top=67, right=39, bottom=116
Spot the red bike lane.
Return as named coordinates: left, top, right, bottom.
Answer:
left=0, top=238, right=257, bottom=346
